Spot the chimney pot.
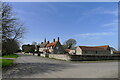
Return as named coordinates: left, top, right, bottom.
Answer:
left=47, top=41, right=50, bottom=44
left=53, top=39, right=55, bottom=42
left=58, top=37, right=59, bottom=41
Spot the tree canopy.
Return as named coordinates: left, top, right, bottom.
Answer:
left=1, top=3, right=25, bottom=55
left=63, top=39, right=77, bottom=49
left=32, top=42, right=37, bottom=45
left=22, top=44, right=35, bottom=53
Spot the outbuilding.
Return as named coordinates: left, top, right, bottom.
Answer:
left=76, top=45, right=112, bottom=55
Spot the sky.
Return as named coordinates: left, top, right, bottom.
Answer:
left=9, top=2, right=118, bottom=50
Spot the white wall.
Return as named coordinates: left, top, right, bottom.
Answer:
left=41, top=54, right=46, bottom=57
left=76, top=47, right=82, bottom=55
left=49, top=54, right=71, bottom=61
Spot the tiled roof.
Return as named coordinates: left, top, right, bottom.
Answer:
left=39, top=43, right=47, bottom=48
left=113, top=51, right=120, bottom=54
left=79, top=45, right=109, bottom=51
left=65, top=49, right=71, bottom=52
left=46, top=41, right=58, bottom=48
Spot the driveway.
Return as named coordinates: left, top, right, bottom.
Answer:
left=2, top=53, right=118, bottom=78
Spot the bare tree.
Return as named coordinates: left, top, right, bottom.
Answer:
left=1, top=3, right=25, bottom=55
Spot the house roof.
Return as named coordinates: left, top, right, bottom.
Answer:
left=46, top=41, right=58, bottom=48
left=113, top=51, right=120, bottom=54
left=78, top=45, right=109, bottom=51
left=65, top=49, right=71, bottom=52
left=39, top=43, right=48, bottom=48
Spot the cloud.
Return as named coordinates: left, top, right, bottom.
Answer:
left=76, top=7, right=117, bottom=24
left=82, top=7, right=117, bottom=16
left=103, top=20, right=117, bottom=27
left=75, top=32, right=115, bottom=37
left=102, top=19, right=118, bottom=31
left=102, top=10, right=118, bottom=16
left=103, top=22, right=117, bottom=27
left=93, top=7, right=117, bottom=16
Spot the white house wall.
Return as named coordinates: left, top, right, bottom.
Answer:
left=76, top=47, right=111, bottom=55
left=76, top=47, right=82, bottom=55
left=39, top=48, right=45, bottom=52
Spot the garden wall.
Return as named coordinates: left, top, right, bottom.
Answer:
left=24, top=52, right=119, bottom=61
left=48, top=54, right=71, bottom=61
left=40, top=54, right=46, bottom=57
left=48, top=54, right=119, bottom=61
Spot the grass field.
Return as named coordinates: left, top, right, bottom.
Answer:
left=2, top=54, right=19, bottom=58
left=0, top=59, right=14, bottom=68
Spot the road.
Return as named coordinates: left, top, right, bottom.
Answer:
left=2, top=53, right=118, bottom=78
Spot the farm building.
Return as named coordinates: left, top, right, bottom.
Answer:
left=76, top=45, right=113, bottom=55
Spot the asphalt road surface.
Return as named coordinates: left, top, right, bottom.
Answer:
left=2, top=53, right=118, bottom=78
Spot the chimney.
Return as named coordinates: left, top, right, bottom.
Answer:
left=41, top=42, right=43, bottom=44
left=47, top=41, right=50, bottom=44
left=44, top=38, right=46, bottom=43
left=53, top=39, right=55, bottom=42
left=58, top=37, right=59, bottom=41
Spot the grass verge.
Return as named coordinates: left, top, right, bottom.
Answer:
left=2, top=54, right=19, bottom=58
left=0, top=59, right=14, bottom=68
left=0, top=54, right=19, bottom=68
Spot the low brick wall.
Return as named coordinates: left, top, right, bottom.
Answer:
left=70, top=54, right=120, bottom=61
left=49, top=54, right=71, bottom=61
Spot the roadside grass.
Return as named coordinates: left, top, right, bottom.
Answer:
left=0, top=59, right=14, bottom=68
left=0, top=54, right=19, bottom=68
left=2, top=54, right=19, bottom=58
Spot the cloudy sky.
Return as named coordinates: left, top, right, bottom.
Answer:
left=9, top=2, right=118, bottom=50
